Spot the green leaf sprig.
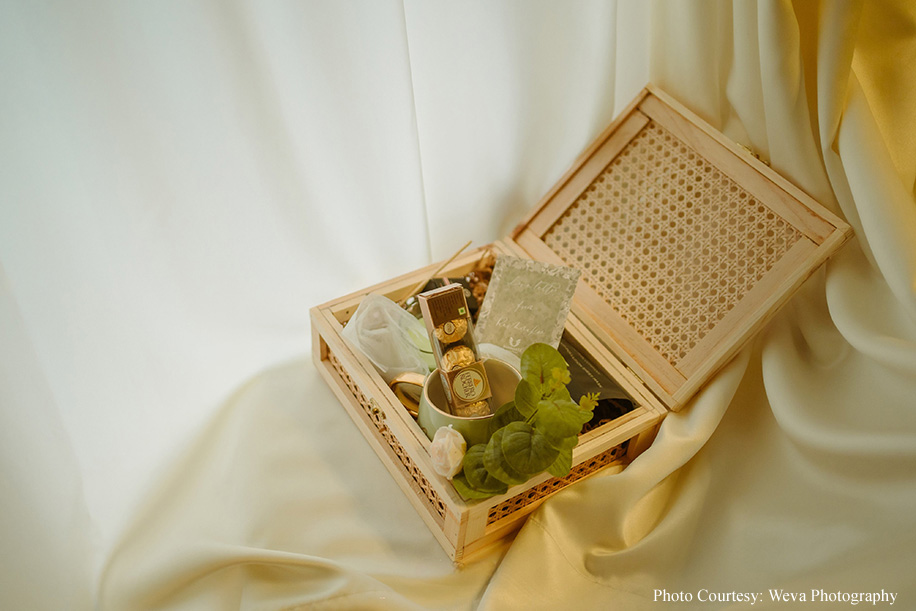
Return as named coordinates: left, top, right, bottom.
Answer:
left=452, top=343, right=599, bottom=500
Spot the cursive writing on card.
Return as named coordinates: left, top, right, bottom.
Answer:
left=475, top=255, right=581, bottom=357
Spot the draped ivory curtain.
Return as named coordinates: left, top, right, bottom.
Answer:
left=1, top=1, right=914, bottom=609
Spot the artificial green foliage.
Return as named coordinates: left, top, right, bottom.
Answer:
left=461, top=445, right=509, bottom=494
left=482, top=429, right=527, bottom=486
left=547, top=446, right=573, bottom=478
left=520, top=343, right=568, bottom=393
left=500, top=421, right=558, bottom=474
left=513, top=379, right=539, bottom=418
left=451, top=474, right=501, bottom=499
left=488, top=401, right=524, bottom=438
left=451, top=343, right=600, bottom=501
left=534, top=398, right=589, bottom=446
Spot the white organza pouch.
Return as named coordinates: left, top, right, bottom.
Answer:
left=341, top=293, right=435, bottom=383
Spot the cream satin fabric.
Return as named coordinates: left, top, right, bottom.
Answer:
left=2, top=1, right=914, bottom=609
left=482, top=1, right=916, bottom=609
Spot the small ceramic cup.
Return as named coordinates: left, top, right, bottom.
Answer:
left=389, top=358, right=521, bottom=447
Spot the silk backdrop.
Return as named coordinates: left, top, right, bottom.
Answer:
left=1, top=1, right=914, bottom=609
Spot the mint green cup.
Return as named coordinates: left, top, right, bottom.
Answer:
left=392, top=359, right=521, bottom=447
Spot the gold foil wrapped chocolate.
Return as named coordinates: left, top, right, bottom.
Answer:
left=453, top=400, right=490, bottom=418
left=440, top=345, right=475, bottom=372
left=418, top=283, right=492, bottom=414
left=434, top=317, right=467, bottom=343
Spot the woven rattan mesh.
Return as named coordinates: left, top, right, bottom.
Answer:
left=327, top=343, right=628, bottom=528
left=327, top=349, right=447, bottom=524
left=543, top=120, right=802, bottom=366
left=486, top=442, right=627, bottom=525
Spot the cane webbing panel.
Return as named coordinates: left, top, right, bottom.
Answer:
left=326, top=348, right=447, bottom=525
left=543, top=120, right=803, bottom=367
left=486, top=442, right=627, bottom=525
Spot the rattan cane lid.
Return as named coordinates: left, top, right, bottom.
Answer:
left=511, top=86, right=852, bottom=411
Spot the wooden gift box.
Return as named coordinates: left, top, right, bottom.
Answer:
left=310, top=85, right=852, bottom=562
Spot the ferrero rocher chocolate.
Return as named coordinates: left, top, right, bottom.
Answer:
left=453, top=400, right=490, bottom=418
left=418, top=283, right=492, bottom=415
left=441, top=345, right=474, bottom=371
left=434, top=317, right=468, bottom=343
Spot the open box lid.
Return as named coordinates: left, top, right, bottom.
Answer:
left=508, top=85, right=852, bottom=412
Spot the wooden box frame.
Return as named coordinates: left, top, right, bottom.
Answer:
left=310, top=85, right=852, bottom=561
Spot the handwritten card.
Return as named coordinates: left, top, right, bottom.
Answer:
left=475, top=255, right=581, bottom=357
